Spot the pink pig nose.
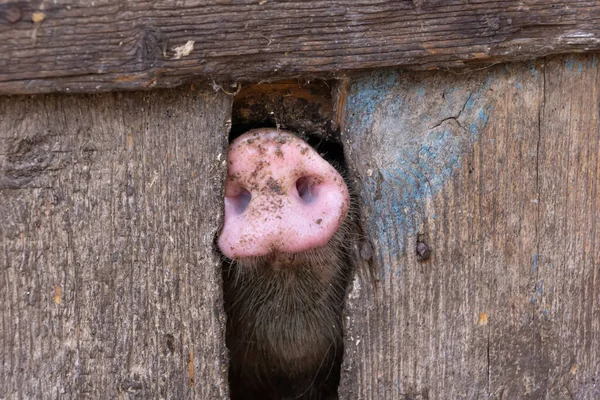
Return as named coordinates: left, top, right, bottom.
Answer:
left=217, top=128, right=350, bottom=260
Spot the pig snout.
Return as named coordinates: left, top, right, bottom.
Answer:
left=218, top=128, right=350, bottom=259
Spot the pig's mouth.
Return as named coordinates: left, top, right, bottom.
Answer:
left=226, top=240, right=337, bottom=267
left=265, top=251, right=297, bottom=267
left=229, top=249, right=316, bottom=270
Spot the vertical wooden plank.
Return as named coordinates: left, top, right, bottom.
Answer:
left=340, top=67, right=502, bottom=399
left=479, top=61, right=545, bottom=400
left=340, top=55, right=599, bottom=398
left=536, top=55, right=600, bottom=398
left=0, top=86, right=231, bottom=398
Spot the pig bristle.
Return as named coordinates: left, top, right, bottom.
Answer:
left=221, top=128, right=358, bottom=400
left=222, top=211, right=356, bottom=400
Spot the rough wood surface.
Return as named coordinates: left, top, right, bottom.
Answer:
left=1, top=1, right=600, bottom=94
left=340, top=54, right=600, bottom=399
left=0, top=86, right=232, bottom=398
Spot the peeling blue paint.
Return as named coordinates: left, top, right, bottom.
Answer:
left=528, top=63, right=539, bottom=78
left=565, top=56, right=584, bottom=75
left=360, top=129, right=470, bottom=264
left=565, top=57, right=574, bottom=72
left=478, top=108, right=490, bottom=126
left=465, top=94, right=476, bottom=111
left=346, top=72, right=400, bottom=135
left=532, top=253, right=538, bottom=272
left=417, top=86, right=426, bottom=102
left=345, top=70, right=495, bottom=273
left=515, top=82, right=523, bottom=90
left=444, top=87, right=459, bottom=103
left=470, top=105, right=493, bottom=140
left=469, top=122, right=479, bottom=136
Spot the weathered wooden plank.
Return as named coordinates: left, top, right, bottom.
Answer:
left=535, top=55, right=600, bottom=398
left=340, top=54, right=599, bottom=398
left=0, top=86, right=232, bottom=398
left=1, top=1, right=600, bottom=94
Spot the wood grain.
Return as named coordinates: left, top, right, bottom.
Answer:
left=0, top=86, right=232, bottom=398
left=340, top=54, right=599, bottom=398
left=1, top=1, right=600, bottom=94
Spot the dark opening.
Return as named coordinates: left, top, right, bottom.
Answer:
left=222, top=79, right=353, bottom=400
left=229, top=79, right=346, bottom=168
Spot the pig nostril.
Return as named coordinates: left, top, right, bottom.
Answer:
left=228, top=188, right=252, bottom=215
left=296, top=177, right=316, bottom=204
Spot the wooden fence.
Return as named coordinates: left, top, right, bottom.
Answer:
left=1, top=2, right=599, bottom=398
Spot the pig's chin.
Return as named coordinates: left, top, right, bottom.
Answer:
left=254, top=251, right=300, bottom=269
left=230, top=246, right=332, bottom=270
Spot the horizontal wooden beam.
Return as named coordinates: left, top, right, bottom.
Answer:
left=1, top=0, right=600, bottom=94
